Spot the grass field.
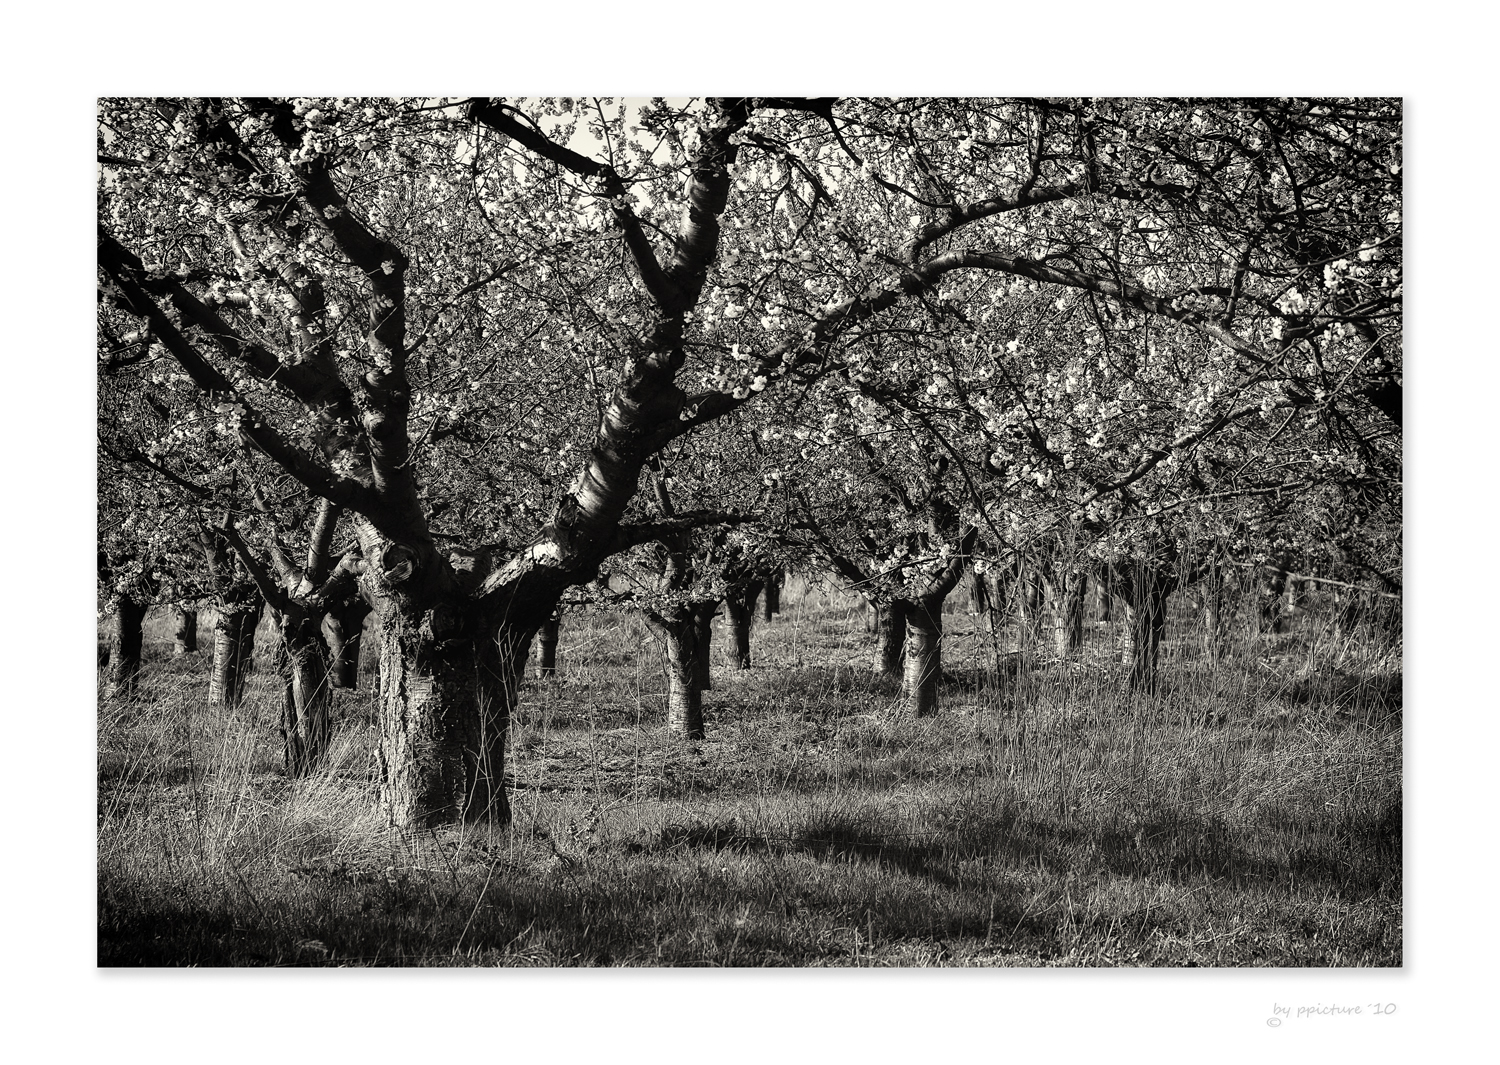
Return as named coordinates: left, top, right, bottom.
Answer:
left=97, top=578, right=1401, bottom=966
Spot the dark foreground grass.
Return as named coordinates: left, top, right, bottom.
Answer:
left=98, top=582, right=1401, bottom=966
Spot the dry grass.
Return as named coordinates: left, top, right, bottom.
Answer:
left=97, top=579, right=1401, bottom=966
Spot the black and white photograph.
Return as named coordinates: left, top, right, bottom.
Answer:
left=95, top=94, right=1403, bottom=968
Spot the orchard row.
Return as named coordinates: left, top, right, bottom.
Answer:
left=99, top=98, right=1400, bottom=826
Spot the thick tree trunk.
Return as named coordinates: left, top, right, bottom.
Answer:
left=538, top=614, right=561, bottom=678
left=324, top=597, right=371, bottom=690
left=654, top=613, right=705, bottom=740
left=106, top=595, right=147, bottom=699
left=760, top=571, right=782, bottom=621
left=271, top=609, right=334, bottom=776
left=902, top=597, right=944, bottom=716
left=872, top=598, right=909, bottom=677
left=209, top=599, right=260, bottom=708
left=373, top=601, right=524, bottom=828
left=725, top=581, right=762, bottom=670
left=1117, top=566, right=1176, bottom=695
left=1049, top=569, right=1085, bottom=657
left=170, top=605, right=198, bottom=655
left=688, top=602, right=717, bottom=692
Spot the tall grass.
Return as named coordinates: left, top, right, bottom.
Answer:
left=98, top=579, right=1400, bottom=966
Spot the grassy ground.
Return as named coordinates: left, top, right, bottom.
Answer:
left=97, top=579, right=1401, bottom=966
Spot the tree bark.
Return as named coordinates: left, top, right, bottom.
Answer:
left=872, top=598, right=909, bottom=677
left=760, top=571, right=782, bottom=621
left=170, top=605, right=198, bottom=655
left=209, top=598, right=260, bottom=708
left=1049, top=569, right=1085, bottom=657
left=645, top=611, right=706, bottom=740
left=902, top=597, right=945, bottom=716
left=1199, top=554, right=1229, bottom=665
left=1016, top=565, right=1046, bottom=646
left=373, top=599, right=525, bottom=828
left=1254, top=563, right=1289, bottom=635
left=271, top=607, right=334, bottom=776
left=1097, top=573, right=1114, bottom=624
left=1114, top=564, right=1177, bottom=695
left=537, top=614, right=561, bottom=678
left=725, top=581, right=762, bottom=670
left=691, top=602, right=716, bottom=691
left=106, top=595, right=148, bottom=699
left=323, top=596, right=371, bottom=690
left=967, top=567, right=989, bottom=616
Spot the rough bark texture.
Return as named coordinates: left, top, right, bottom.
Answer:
left=658, top=614, right=705, bottom=740
left=1097, top=575, right=1114, bottom=624
left=106, top=595, right=147, bottom=699
left=324, top=597, right=371, bottom=690
left=1049, top=569, right=1085, bottom=657
left=872, top=598, right=909, bottom=677
left=538, top=615, right=561, bottom=678
left=373, top=601, right=523, bottom=828
left=209, top=600, right=260, bottom=708
left=272, top=608, right=334, bottom=776
left=725, top=581, right=762, bottom=670
left=691, top=602, right=716, bottom=692
left=902, top=597, right=945, bottom=716
left=1114, top=564, right=1177, bottom=694
left=170, top=605, right=198, bottom=655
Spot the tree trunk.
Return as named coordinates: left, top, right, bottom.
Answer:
left=1200, top=557, right=1229, bottom=665
left=1118, top=566, right=1176, bottom=695
left=691, top=602, right=717, bottom=691
left=1050, top=569, right=1085, bottom=657
left=373, top=600, right=524, bottom=828
left=967, top=567, right=989, bottom=616
left=170, top=605, right=198, bottom=655
left=324, top=597, right=371, bottom=690
left=209, top=598, right=260, bottom=708
left=650, top=612, right=705, bottom=740
left=902, top=597, right=944, bottom=716
left=271, top=608, right=334, bottom=776
left=973, top=568, right=1008, bottom=635
left=760, top=571, right=782, bottom=621
left=106, top=595, right=147, bottom=699
left=725, top=581, right=762, bottom=670
left=1334, top=587, right=1363, bottom=636
left=1286, top=573, right=1308, bottom=616
left=1017, top=566, right=1046, bottom=646
left=538, top=614, right=561, bottom=678
left=872, top=598, right=909, bottom=678
left=1254, top=563, right=1289, bottom=635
